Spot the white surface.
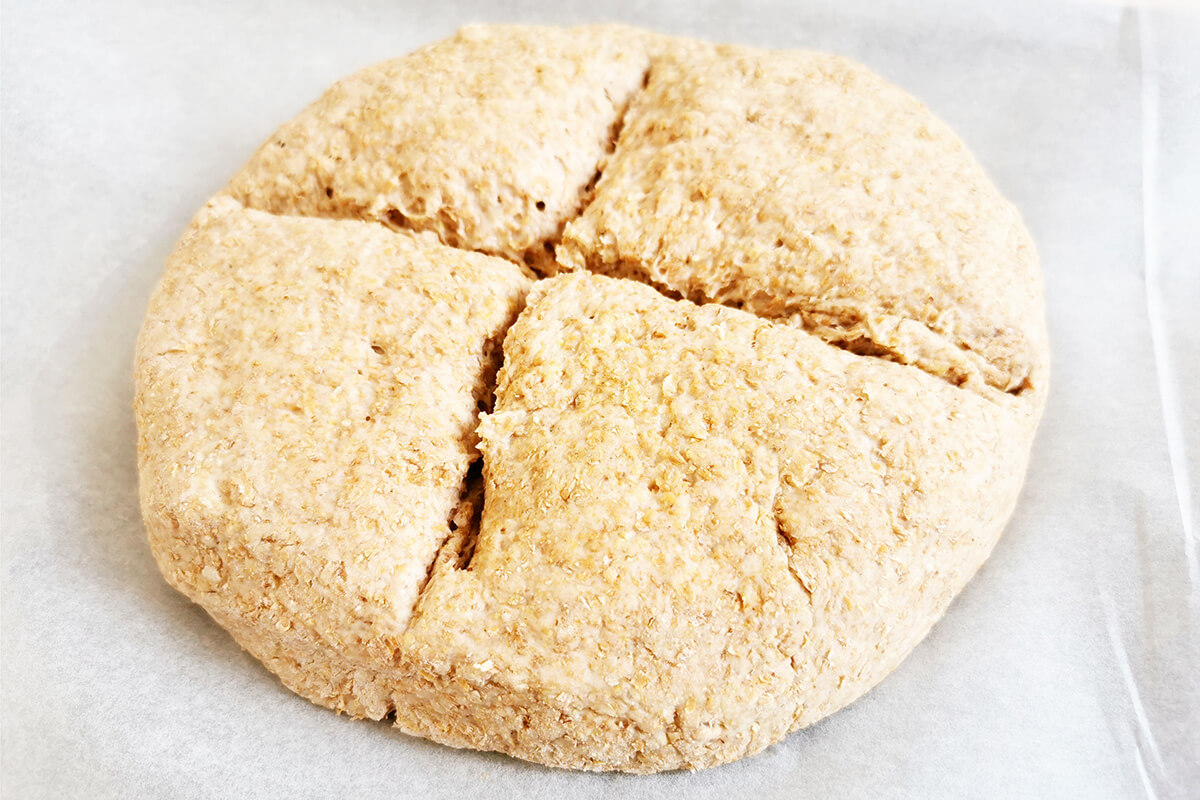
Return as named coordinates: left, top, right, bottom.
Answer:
left=2, top=1, right=1197, bottom=797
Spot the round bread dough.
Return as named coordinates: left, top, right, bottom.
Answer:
left=136, top=24, right=1048, bottom=773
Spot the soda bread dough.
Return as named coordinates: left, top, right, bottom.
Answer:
left=136, top=25, right=1048, bottom=773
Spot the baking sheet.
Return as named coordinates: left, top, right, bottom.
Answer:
left=2, top=0, right=1197, bottom=797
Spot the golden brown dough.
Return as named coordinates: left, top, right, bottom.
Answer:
left=229, top=24, right=659, bottom=273
left=395, top=273, right=1037, bottom=771
left=136, top=196, right=530, bottom=713
left=557, top=45, right=1047, bottom=396
left=136, top=25, right=1048, bottom=773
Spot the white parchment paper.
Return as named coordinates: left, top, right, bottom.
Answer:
left=3, top=1, right=1197, bottom=797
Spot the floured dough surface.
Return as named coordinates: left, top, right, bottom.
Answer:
left=136, top=24, right=1047, bottom=773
